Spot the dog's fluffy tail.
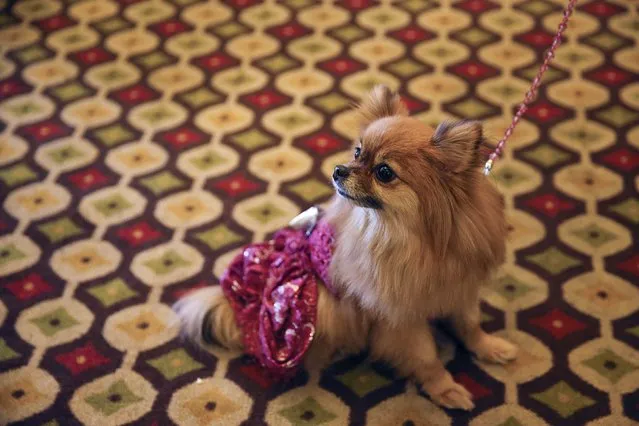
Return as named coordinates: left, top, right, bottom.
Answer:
left=172, top=286, right=243, bottom=350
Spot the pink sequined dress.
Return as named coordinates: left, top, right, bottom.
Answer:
left=220, top=212, right=336, bottom=379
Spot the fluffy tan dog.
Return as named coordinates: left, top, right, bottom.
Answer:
left=174, top=85, right=517, bottom=410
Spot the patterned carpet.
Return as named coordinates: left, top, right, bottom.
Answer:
left=1, top=0, right=638, bottom=425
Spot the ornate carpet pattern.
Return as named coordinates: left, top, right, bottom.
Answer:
left=0, top=0, right=638, bottom=425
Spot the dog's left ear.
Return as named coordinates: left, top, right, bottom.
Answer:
left=432, top=120, right=483, bottom=173
left=357, top=85, right=408, bottom=128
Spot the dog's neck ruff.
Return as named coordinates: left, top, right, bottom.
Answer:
left=220, top=215, right=336, bottom=379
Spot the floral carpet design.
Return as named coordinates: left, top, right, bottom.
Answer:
left=0, top=0, right=638, bottom=425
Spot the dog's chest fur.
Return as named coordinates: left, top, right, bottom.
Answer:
left=326, top=193, right=504, bottom=327
left=329, top=208, right=468, bottom=326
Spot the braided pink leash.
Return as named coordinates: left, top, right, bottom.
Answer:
left=483, top=0, right=578, bottom=176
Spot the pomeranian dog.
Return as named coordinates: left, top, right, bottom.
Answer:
left=174, top=85, right=517, bottom=410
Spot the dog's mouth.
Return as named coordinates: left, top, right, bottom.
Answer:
left=337, top=188, right=354, bottom=201
left=335, top=187, right=382, bottom=210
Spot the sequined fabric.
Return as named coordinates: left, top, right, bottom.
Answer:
left=220, top=220, right=336, bottom=378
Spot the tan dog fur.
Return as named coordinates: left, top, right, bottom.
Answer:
left=174, top=85, right=517, bottom=411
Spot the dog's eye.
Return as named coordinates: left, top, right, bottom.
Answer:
left=375, top=164, right=395, bottom=183
left=354, top=147, right=361, bottom=159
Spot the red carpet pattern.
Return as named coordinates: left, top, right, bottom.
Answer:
left=0, top=0, right=638, bottom=425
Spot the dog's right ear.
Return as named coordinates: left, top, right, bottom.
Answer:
left=432, top=120, right=483, bottom=173
left=357, top=85, right=408, bottom=128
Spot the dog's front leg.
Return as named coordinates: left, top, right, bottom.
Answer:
left=451, top=303, right=518, bottom=365
left=370, top=322, right=474, bottom=410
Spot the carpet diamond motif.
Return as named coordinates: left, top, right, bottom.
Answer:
left=0, top=1, right=636, bottom=425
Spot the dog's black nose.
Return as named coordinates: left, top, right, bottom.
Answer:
left=333, top=165, right=350, bottom=182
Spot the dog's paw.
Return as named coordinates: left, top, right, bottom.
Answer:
left=423, top=373, right=474, bottom=411
left=430, top=382, right=475, bottom=411
left=474, top=334, right=518, bottom=365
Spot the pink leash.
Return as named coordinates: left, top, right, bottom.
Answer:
left=483, top=0, right=578, bottom=176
